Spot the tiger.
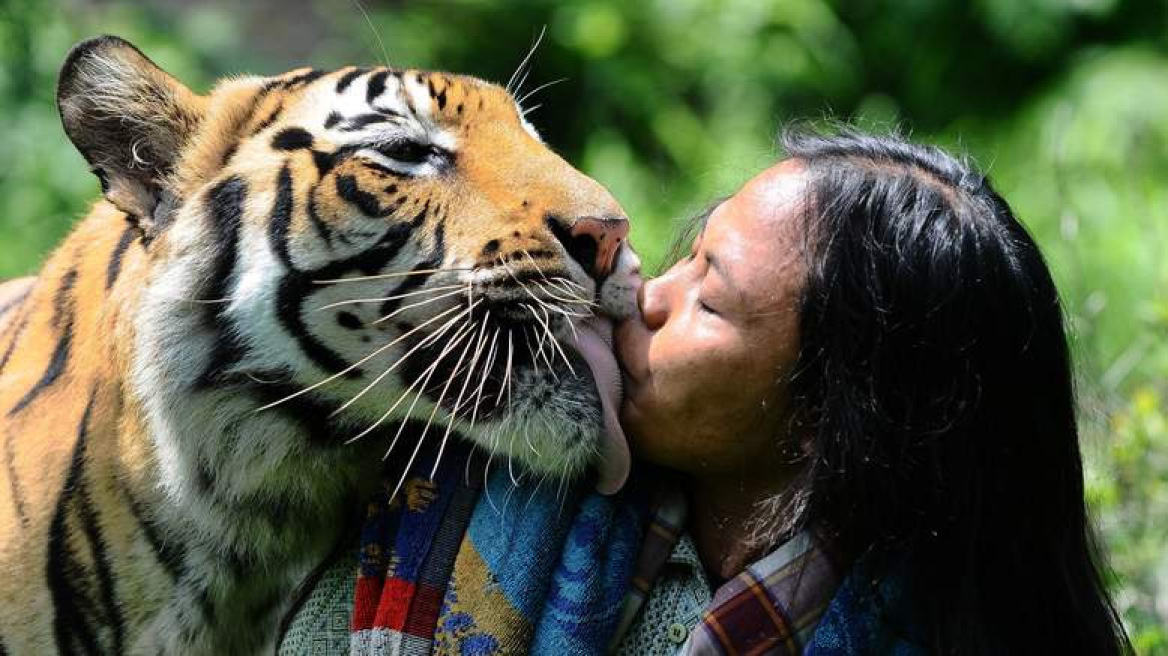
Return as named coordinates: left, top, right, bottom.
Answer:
left=0, top=35, right=641, bottom=655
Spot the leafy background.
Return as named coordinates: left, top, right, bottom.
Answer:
left=2, top=0, right=1165, bottom=649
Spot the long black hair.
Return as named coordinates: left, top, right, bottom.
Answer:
left=755, top=127, right=1132, bottom=654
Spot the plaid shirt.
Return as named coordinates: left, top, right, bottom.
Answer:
left=683, top=529, right=844, bottom=655
left=611, top=482, right=845, bottom=656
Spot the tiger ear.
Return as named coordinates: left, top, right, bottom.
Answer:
left=56, top=36, right=206, bottom=232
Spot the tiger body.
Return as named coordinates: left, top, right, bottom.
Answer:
left=0, top=36, right=634, bottom=654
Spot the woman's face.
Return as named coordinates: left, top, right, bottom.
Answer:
left=615, top=161, right=808, bottom=477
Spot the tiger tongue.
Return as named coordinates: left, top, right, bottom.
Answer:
left=571, top=317, right=631, bottom=495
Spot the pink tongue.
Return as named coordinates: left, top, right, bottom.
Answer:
left=571, top=318, right=631, bottom=495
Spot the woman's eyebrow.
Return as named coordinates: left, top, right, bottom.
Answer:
left=704, top=251, right=746, bottom=302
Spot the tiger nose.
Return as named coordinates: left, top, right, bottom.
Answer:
left=563, top=216, right=630, bottom=279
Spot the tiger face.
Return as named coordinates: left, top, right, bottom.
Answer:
left=58, top=37, right=637, bottom=487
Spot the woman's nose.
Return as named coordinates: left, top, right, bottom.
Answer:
left=639, top=277, right=669, bottom=330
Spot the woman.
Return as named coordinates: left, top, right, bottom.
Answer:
left=611, top=128, right=1133, bottom=655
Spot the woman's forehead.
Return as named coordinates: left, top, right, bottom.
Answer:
left=700, top=164, right=809, bottom=306
left=706, top=164, right=807, bottom=241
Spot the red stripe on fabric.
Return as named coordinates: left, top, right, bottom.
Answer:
left=373, top=578, right=416, bottom=629
left=402, top=584, right=445, bottom=637
left=351, top=576, right=386, bottom=630
left=702, top=581, right=797, bottom=655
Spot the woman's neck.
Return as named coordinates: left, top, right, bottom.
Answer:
left=684, top=470, right=794, bottom=583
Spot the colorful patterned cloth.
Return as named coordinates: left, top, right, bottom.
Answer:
left=346, top=440, right=649, bottom=656
left=349, top=441, right=481, bottom=655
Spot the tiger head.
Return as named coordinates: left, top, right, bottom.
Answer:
left=56, top=36, right=640, bottom=486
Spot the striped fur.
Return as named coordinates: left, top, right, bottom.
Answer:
left=0, top=36, right=634, bottom=654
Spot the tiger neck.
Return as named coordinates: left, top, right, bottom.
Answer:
left=62, top=205, right=381, bottom=575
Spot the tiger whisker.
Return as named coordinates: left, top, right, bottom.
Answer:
left=503, top=255, right=587, bottom=325
left=254, top=304, right=461, bottom=412
left=468, top=325, right=500, bottom=430
left=413, top=318, right=478, bottom=479
left=516, top=77, right=566, bottom=107
left=313, top=266, right=473, bottom=285
left=162, top=295, right=236, bottom=305
left=484, top=443, right=500, bottom=514
left=538, top=305, right=577, bottom=376
left=505, top=25, right=546, bottom=96
left=522, top=419, right=540, bottom=457
left=523, top=304, right=560, bottom=378
left=513, top=261, right=590, bottom=318
left=452, top=315, right=491, bottom=414
left=533, top=281, right=598, bottom=309
left=496, top=330, right=515, bottom=409
left=429, top=317, right=490, bottom=478
left=371, top=287, right=465, bottom=325
left=520, top=321, right=552, bottom=380
left=387, top=324, right=478, bottom=501
left=342, top=349, right=433, bottom=446
left=357, top=321, right=474, bottom=448
left=348, top=0, right=390, bottom=67
left=312, top=284, right=463, bottom=312
left=549, top=275, right=589, bottom=294
left=334, top=299, right=479, bottom=416
left=507, top=425, right=520, bottom=487
left=521, top=249, right=553, bottom=282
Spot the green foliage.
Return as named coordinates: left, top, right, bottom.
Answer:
left=1, top=0, right=1165, bottom=649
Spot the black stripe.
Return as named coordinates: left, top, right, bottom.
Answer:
left=335, top=174, right=399, bottom=218
left=266, top=69, right=325, bottom=91
left=218, top=84, right=275, bottom=169
left=0, top=312, right=29, bottom=375
left=9, top=267, right=77, bottom=416
left=378, top=219, right=444, bottom=319
left=335, top=67, right=369, bottom=93
left=274, top=278, right=353, bottom=377
left=275, top=221, right=417, bottom=375
left=250, top=101, right=285, bottom=136
left=427, top=77, right=448, bottom=111
left=269, top=165, right=296, bottom=269
left=310, top=143, right=362, bottom=178
left=0, top=285, right=30, bottom=319
left=106, top=226, right=136, bottom=290
left=47, top=392, right=103, bottom=655
left=366, top=70, right=389, bottom=104
left=3, top=427, right=28, bottom=528
left=377, top=263, right=433, bottom=318
left=305, top=191, right=334, bottom=247
left=221, top=142, right=240, bottom=168
left=195, top=177, right=248, bottom=388
left=271, top=126, right=313, bottom=151
left=324, top=111, right=343, bottom=129
left=75, top=446, right=127, bottom=654
left=360, top=161, right=406, bottom=178
left=115, top=475, right=187, bottom=583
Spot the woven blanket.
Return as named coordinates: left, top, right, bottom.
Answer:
left=349, top=440, right=648, bottom=656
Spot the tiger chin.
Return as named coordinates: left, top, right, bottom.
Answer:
left=0, top=36, right=640, bottom=655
